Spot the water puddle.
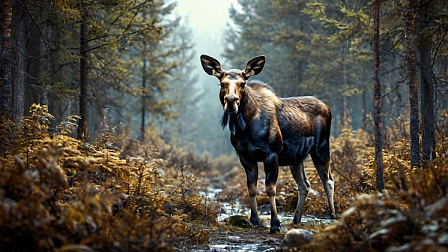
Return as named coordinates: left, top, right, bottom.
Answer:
left=197, top=187, right=335, bottom=251
left=208, top=242, right=278, bottom=251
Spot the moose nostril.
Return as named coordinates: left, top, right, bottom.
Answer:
left=225, top=95, right=239, bottom=103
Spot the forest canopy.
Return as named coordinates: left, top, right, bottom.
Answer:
left=0, top=0, right=447, bottom=158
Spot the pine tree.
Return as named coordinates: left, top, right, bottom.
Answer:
left=0, top=0, right=13, bottom=115
left=417, top=1, right=436, bottom=161
left=161, top=19, right=200, bottom=150
left=374, top=0, right=383, bottom=190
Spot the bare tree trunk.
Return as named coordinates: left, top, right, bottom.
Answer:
left=341, top=43, right=348, bottom=127
left=141, top=54, right=147, bottom=141
left=417, top=3, right=436, bottom=161
left=77, top=12, right=88, bottom=141
left=374, top=0, right=384, bottom=190
left=362, top=88, right=367, bottom=130
left=25, top=7, right=41, bottom=109
left=405, top=1, right=420, bottom=167
left=11, top=0, right=26, bottom=122
left=0, top=0, right=13, bottom=115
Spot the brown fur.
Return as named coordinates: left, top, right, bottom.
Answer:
left=279, top=97, right=331, bottom=137
left=200, top=54, right=335, bottom=232
left=241, top=82, right=281, bottom=121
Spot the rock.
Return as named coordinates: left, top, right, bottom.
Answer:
left=309, top=188, right=320, bottom=196
left=258, top=204, right=271, bottom=215
left=218, top=204, right=228, bottom=214
left=227, top=215, right=253, bottom=228
left=281, top=228, right=313, bottom=248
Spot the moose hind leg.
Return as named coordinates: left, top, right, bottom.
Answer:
left=324, top=169, right=336, bottom=218
left=264, top=153, right=281, bottom=233
left=312, top=158, right=335, bottom=218
left=289, top=161, right=310, bottom=224
left=310, top=127, right=335, bottom=218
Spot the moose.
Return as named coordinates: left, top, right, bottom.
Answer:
left=200, top=54, right=335, bottom=233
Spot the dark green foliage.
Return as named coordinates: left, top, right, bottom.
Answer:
left=13, top=0, right=184, bottom=140
left=223, top=0, right=374, bottom=133
left=224, top=0, right=448, bottom=138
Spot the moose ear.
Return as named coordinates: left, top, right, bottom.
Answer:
left=200, top=55, right=224, bottom=78
left=243, top=55, right=265, bottom=79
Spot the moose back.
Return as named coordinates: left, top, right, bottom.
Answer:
left=200, top=54, right=335, bottom=233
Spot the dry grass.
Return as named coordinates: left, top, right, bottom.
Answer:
left=1, top=104, right=447, bottom=251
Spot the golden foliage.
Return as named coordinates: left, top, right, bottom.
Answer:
left=297, top=117, right=448, bottom=251
left=2, top=105, right=448, bottom=251
left=0, top=104, right=218, bottom=251
left=302, top=157, right=448, bottom=251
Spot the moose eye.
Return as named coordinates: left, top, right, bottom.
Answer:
left=219, top=83, right=225, bottom=88
left=240, top=81, right=246, bottom=87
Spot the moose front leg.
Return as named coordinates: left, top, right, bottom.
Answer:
left=264, top=153, right=281, bottom=233
left=240, top=156, right=262, bottom=227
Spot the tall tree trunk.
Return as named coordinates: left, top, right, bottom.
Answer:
left=417, top=3, right=436, bottom=161
left=141, top=54, right=147, bottom=141
left=362, top=88, right=367, bottom=130
left=374, top=0, right=384, bottom=190
left=405, top=1, right=420, bottom=167
left=25, top=8, right=40, bottom=109
left=77, top=12, right=88, bottom=141
left=0, top=0, right=13, bottom=116
left=341, top=43, right=348, bottom=127
left=11, top=0, right=26, bottom=122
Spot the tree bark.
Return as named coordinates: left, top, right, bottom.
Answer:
left=25, top=6, right=41, bottom=110
left=141, top=51, right=147, bottom=141
left=77, top=12, right=89, bottom=141
left=374, top=0, right=384, bottom=190
left=417, top=3, right=436, bottom=161
left=0, top=0, right=13, bottom=116
left=11, top=0, right=26, bottom=122
left=341, top=43, right=348, bottom=128
left=405, top=2, right=420, bottom=167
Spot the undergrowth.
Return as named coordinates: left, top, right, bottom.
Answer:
left=2, top=104, right=448, bottom=251
left=296, top=113, right=448, bottom=251
left=0, top=104, right=218, bottom=251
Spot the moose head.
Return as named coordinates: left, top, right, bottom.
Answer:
left=200, top=55, right=266, bottom=114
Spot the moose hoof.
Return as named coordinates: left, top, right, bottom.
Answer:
left=250, top=216, right=264, bottom=227
left=270, top=226, right=281, bottom=234
left=270, top=218, right=281, bottom=234
left=293, top=215, right=301, bottom=225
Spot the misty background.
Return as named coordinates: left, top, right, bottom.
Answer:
left=5, top=0, right=446, bottom=161
left=159, top=0, right=242, bottom=158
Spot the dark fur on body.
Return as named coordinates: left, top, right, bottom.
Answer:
left=200, top=55, right=335, bottom=233
left=222, top=81, right=331, bottom=166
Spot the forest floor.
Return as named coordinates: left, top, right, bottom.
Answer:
left=178, top=165, right=339, bottom=251
left=186, top=214, right=334, bottom=251
left=185, top=226, right=284, bottom=251
left=1, top=109, right=448, bottom=251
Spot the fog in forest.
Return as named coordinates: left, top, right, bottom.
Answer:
left=162, top=0, right=242, bottom=157
left=1, top=0, right=448, bottom=251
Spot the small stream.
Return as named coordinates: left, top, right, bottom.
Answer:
left=195, top=187, right=334, bottom=251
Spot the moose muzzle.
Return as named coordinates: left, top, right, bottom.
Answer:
left=224, top=94, right=240, bottom=114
